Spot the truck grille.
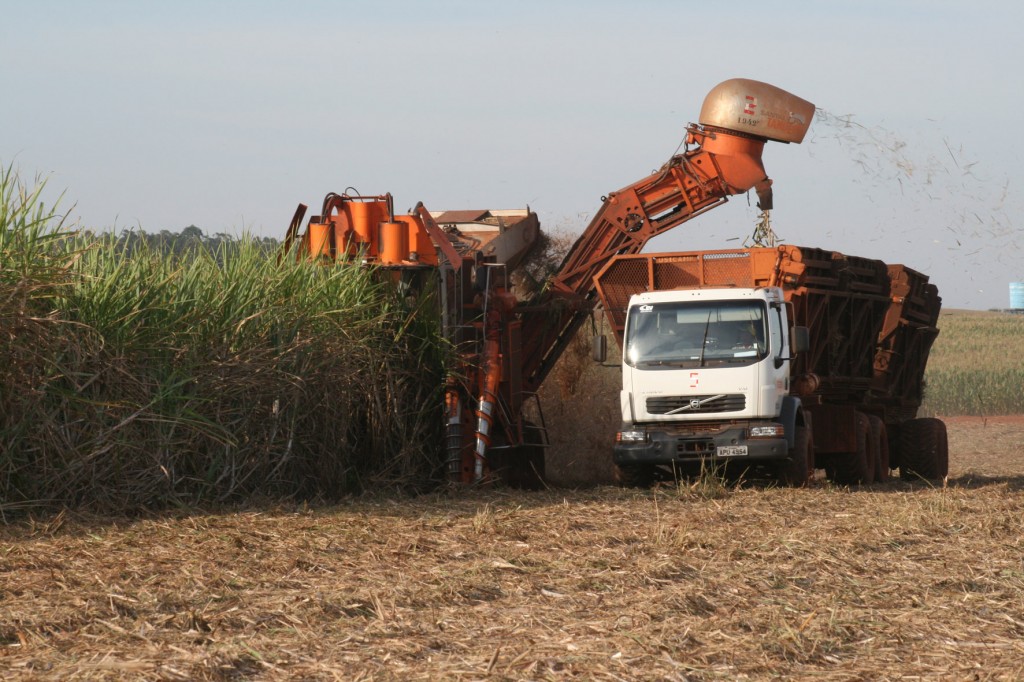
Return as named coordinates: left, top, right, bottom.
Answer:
left=646, top=394, right=746, bottom=414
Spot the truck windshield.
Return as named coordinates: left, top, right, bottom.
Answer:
left=624, top=300, right=768, bottom=368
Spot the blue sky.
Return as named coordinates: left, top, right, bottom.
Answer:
left=3, top=0, right=1022, bottom=309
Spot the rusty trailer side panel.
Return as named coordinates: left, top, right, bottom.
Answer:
left=872, top=265, right=942, bottom=420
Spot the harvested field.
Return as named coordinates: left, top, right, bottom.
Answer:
left=3, top=417, right=1024, bottom=680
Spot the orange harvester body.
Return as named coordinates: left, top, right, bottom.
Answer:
left=284, top=79, right=816, bottom=485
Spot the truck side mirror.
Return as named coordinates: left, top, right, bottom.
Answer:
left=592, top=335, right=608, bottom=363
left=791, top=326, right=810, bottom=354
left=776, top=326, right=809, bottom=369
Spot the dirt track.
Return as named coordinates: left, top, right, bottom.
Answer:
left=944, top=415, right=1024, bottom=477
left=2, top=417, right=1023, bottom=680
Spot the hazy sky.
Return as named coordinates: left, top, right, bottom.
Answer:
left=4, top=0, right=1022, bottom=309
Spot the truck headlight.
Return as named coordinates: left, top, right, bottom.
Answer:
left=749, top=425, right=784, bottom=439
left=616, top=429, right=648, bottom=443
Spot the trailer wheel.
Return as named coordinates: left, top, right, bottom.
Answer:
left=830, top=412, right=875, bottom=485
left=938, top=423, right=949, bottom=478
left=886, top=422, right=902, bottom=471
left=899, top=418, right=948, bottom=481
left=868, top=416, right=890, bottom=483
left=616, top=463, right=655, bottom=488
left=780, top=426, right=814, bottom=487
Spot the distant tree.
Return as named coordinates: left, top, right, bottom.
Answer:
left=108, top=226, right=281, bottom=262
left=181, top=225, right=204, bottom=241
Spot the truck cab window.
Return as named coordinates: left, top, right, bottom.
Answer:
left=625, top=300, right=768, bottom=368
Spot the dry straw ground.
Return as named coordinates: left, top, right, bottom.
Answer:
left=3, top=417, right=1024, bottom=681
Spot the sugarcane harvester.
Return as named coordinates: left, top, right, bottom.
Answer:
left=282, top=79, right=815, bottom=485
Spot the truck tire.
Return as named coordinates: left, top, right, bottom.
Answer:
left=829, top=412, right=875, bottom=485
left=780, top=426, right=814, bottom=487
left=616, top=463, right=655, bottom=488
left=868, top=415, right=891, bottom=483
left=899, top=417, right=948, bottom=481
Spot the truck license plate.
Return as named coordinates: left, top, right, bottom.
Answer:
left=716, top=445, right=748, bottom=457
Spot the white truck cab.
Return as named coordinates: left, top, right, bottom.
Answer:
left=614, top=287, right=804, bottom=474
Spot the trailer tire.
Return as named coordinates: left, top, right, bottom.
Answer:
left=616, top=463, right=655, bottom=488
left=780, top=426, right=814, bottom=487
left=830, top=412, right=875, bottom=485
left=938, top=423, right=949, bottom=479
left=868, top=416, right=890, bottom=483
left=899, top=417, right=948, bottom=481
left=887, top=422, right=902, bottom=471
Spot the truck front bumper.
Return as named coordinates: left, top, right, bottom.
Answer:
left=614, top=424, right=788, bottom=466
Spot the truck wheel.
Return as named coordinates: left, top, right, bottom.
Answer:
left=831, top=412, right=875, bottom=485
left=868, top=416, right=890, bottom=483
left=616, top=463, right=655, bottom=488
left=780, top=426, right=813, bottom=487
left=899, top=418, right=948, bottom=481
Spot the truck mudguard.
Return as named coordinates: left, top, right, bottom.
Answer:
left=779, top=395, right=802, bottom=450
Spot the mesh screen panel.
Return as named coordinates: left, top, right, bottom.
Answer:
left=598, top=259, right=651, bottom=330
left=699, top=252, right=753, bottom=286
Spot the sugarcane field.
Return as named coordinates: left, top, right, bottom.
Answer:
left=5, top=7, right=1024, bottom=678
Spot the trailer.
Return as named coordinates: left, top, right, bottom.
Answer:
left=595, top=244, right=945, bottom=485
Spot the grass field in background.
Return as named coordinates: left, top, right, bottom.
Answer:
left=922, top=309, right=1024, bottom=416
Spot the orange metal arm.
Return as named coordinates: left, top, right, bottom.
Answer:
left=518, top=125, right=774, bottom=393
left=278, top=203, right=308, bottom=264
left=550, top=126, right=769, bottom=296
left=414, top=202, right=464, bottom=272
